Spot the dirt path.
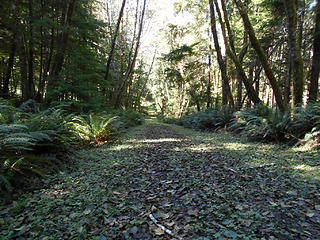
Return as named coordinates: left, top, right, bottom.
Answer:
left=1, top=123, right=320, bottom=239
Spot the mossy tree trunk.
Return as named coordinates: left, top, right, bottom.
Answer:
left=234, top=0, right=286, bottom=112
left=308, top=1, right=320, bottom=102
left=47, top=0, right=76, bottom=103
left=209, top=0, right=234, bottom=108
left=215, top=0, right=261, bottom=107
left=284, top=0, right=304, bottom=107
left=2, top=37, right=16, bottom=99
left=11, top=0, right=31, bottom=101
left=104, top=0, right=126, bottom=92
left=114, top=0, right=146, bottom=109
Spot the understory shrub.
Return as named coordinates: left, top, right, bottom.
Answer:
left=179, top=106, right=234, bottom=131
left=292, top=102, right=320, bottom=148
left=229, top=104, right=292, bottom=142
left=163, top=117, right=180, bottom=125
left=112, top=110, right=144, bottom=129
left=0, top=99, right=144, bottom=195
left=69, top=113, right=119, bottom=145
left=173, top=102, right=320, bottom=147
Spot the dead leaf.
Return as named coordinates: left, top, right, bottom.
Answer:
left=154, top=227, right=165, bottom=235
left=306, top=211, right=315, bottom=218
left=187, top=209, right=199, bottom=216
left=286, top=190, right=297, bottom=196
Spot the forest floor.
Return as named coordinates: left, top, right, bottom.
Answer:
left=1, top=120, right=320, bottom=240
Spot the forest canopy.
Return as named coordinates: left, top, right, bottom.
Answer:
left=0, top=0, right=319, bottom=114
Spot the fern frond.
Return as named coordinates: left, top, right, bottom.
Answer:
left=0, top=174, right=13, bottom=192
left=0, top=124, right=28, bottom=134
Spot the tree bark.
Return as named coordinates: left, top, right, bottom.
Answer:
left=28, top=0, right=35, bottom=98
left=36, top=0, right=45, bottom=102
left=114, top=0, right=146, bottom=109
left=308, top=1, right=320, bottom=102
left=284, top=0, right=304, bottom=107
left=234, top=0, right=286, bottom=111
left=104, top=0, right=127, bottom=83
left=137, top=49, right=156, bottom=110
left=47, top=0, right=76, bottom=103
left=207, top=43, right=212, bottom=109
left=216, top=0, right=261, bottom=106
left=11, top=0, right=31, bottom=101
left=284, top=50, right=292, bottom=105
left=209, top=0, right=234, bottom=107
left=3, top=37, right=16, bottom=99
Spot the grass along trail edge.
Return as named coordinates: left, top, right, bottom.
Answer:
left=1, top=120, right=320, bottom=239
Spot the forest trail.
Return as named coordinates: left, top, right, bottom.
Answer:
left=1, top=122, right=320, bottom=239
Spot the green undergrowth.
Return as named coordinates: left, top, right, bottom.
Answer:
left=0, top=123, right=147, bottom=239
left=0, top=98, right=144, bottom=198
left=166, top=103, right=320, bottom=148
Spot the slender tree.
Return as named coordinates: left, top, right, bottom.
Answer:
left=2, top=37, right=16, bottom=99
left=209, top=0, right=234, bottom=107
left=104, top=0, right=127, bottom=84
left=47, top=0, right=76, bottom=103
left=308, top=1, right=320, bottom=102
left=215, top=0, right=261, bottom=106
left=114, top=0, right=147, bottom=108
left=284, top=0, right=304, bottom=106
left=234, top=0, right=286, bottom=111
left=11, top=0, right=31, bottom=101
left=28, top=0, right=35, bottom=98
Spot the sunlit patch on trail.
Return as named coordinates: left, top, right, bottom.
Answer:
left=136, top=138, right=183, bottom=143
left=187, top=146, right=214, bottom=152
left=107, top=144, right=139, bottom=151
left=223, top=142, right=250, bottom=151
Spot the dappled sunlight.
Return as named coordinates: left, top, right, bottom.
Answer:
left=124, top=138, right=183, bottom=144
left=140, top=138, right=182, bottom=143
left=222, top=142, right=250, bottom=151
left=187, top=145, right=215, bottom=152
left=108, top=144, right=138, bottom=151
left=292, top=165, right=320, bottom=180
left=294, top=164, right=318, bottom=171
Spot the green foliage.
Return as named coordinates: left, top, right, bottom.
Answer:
left=291, top=102, right=320, bottom=138
left=0, top=121, right=55, bottom=192
left=0, top=99, right=144, bottom=194
left=69, top=113, right=119, bottom=144
left=0, top=102, right=74, bottom=193
left=179, top=106, right=234, bottom=131
left=162, top=117, right=180, bottom=125
left=229, top=105, right=292, bottom=142
left=292, top=102, right=320, bottom=148
left=177, top=102, right=320, bottom=145
left=115, top=110, right=145, bottom=129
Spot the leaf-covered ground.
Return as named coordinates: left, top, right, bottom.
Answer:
left=1, top=121, right=320, bottom=239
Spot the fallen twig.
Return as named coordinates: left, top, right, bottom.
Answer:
left=148, top=213, right=182, bottom=239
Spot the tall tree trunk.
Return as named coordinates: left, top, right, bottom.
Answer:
left=216, top=0, right=261, bottom=106
left=3, top=37, right=16, bottom=99
left=137, top=49, right=156, bottom=110
left=234, top=0, right=285, bottom=111
left=104, top=0, right=126, bottom=83
left=11, top=0, right=30, bottom=101
left=114, top=0, right=147, bottom=109
left=207, top=43, right=212, bottom=109
left=284, top=50, right=292, bottom=105
left=308, top=1, right=320, bottom=102
left=36, top=0, right=44, bottom=101
left=209, top=0, right=234, bottom=107
left=47, top=0, right=76, bottom=103
left=28, top=0, right=35, bottom=98
left=284, top=0, right=304, bottom=107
